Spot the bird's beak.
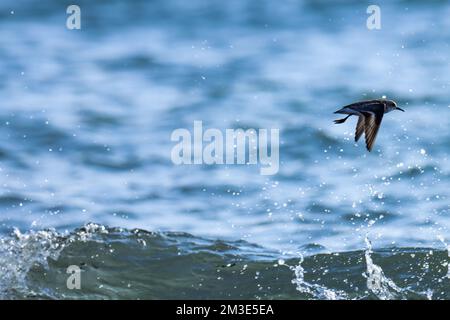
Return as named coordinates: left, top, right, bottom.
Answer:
left=396, top=107, right=405, bottom=112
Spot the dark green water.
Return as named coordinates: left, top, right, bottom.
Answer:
left=1, top=224, right=449, bottom=299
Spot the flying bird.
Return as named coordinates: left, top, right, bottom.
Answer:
left=333, top=99, right=404, bottom=151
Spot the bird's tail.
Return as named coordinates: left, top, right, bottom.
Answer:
left=333, top=115, right=351, bottom=124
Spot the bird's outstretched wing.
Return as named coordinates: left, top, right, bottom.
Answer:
left=362, top=110, right=384, bottom=151
left=355, top=116, right=365, bottom=142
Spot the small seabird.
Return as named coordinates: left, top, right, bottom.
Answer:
left=333, top=99, right=404, bottom=151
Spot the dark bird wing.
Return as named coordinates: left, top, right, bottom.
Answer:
left=355, top=116, right=365, bottom=142
left=362, top=110, right=384, bottom=151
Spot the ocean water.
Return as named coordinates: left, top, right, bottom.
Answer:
left=0, top=0, right=449, bottom=299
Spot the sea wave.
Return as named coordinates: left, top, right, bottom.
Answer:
left=1, top=223, right=449, bottom=300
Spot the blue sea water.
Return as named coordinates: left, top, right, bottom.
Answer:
left=0, top=0, right=449, bottom=299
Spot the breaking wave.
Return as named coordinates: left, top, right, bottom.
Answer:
left=1, top=224, right=449, bottom=300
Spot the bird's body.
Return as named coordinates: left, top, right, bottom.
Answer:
left=333, top=99, right=404, bottom=151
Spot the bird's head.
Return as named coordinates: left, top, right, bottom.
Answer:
left=385, top=100, right=404, bottom=113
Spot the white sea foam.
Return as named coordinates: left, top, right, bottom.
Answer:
left=364, top=236, right=402, bottom=300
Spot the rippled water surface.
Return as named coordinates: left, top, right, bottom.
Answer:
left=0, top=0, right=449, bottom=299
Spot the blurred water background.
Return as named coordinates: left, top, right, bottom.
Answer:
left=0, top=0, right=449, bottom=299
